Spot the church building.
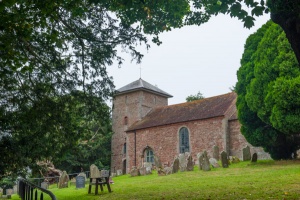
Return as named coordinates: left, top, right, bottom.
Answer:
left=111, top=79, right=268, bottom=174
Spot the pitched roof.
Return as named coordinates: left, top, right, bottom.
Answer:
left=114, top=78, right=173, bottom=98
left=127, top=92, right=237, bottom=132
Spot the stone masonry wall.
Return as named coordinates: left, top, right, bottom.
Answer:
left=126, top=116, right=228, bottom=171
left=111, top=91, right=168, bottom=173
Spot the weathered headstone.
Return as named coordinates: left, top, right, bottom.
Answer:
left=164, top=167, right=172, bottom=175
left=145, top=167, right=152, bottom=175
left=172, top=157, right=180, bottom=173
left=143, top=162, right=152, bottom=169
left=202, top=151, right=211, bottom=171
left=242, top=145, right=251, bottom=161
left=157, top=168, right=166, bottom=176
left=251, top=153, right=258, bottom=162
left=78, top=172, right=87, bottom=181
left=58, top=171, right=69, bottom=188
left=221, top=151, right=229, bottom=168
left=213, top=145, right=220, bottom=161
left=154, top=155, right=162, bottom=169
left=197, top=152, right=204, bottom=170
left=90, top=164, right=101, bottom=178
left=186, top=155, right=194, bottom=171
left=116, top=169, right=123, bottom=176
left=139, top=167, right=147, bottom=176
left=209, top=158, right=220, bottom=168
left=41, top=182, right=49, bottom=189
left=130, top=166, right=139, bottom=177
left=76, top=175, right=85, bottom=189
left=178, top=153, right=187, bottom=172
left=229, top=156, right=240, bottom=164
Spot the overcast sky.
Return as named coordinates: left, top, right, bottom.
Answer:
left=107, top=14, right=270, bottom=105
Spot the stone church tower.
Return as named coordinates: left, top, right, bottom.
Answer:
left=111, top=79, right=172, bottom=174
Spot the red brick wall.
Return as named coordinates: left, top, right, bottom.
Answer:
left=111, top=91, right=168, bottom=173
left=126, top=117, right=228, bottom=170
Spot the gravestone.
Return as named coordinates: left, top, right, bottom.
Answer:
left=186, top=155, right=194, bottom=171
left=202, top=151, right=211, bottom=171
left=13, top=185, right=17, bottom=194
left=90, top=164, right=101, bottom=178
left=100, top=170, right=109, bottom=177
left=172, top=157, right=180, bottom=173
left=111, top=173, right=117, bottom=177
left=251, top=153, right=258, bottom=162
left=145, top=166, right=152, bottom=175
left=157, top=168, right=166, bottom=176
left=242, top=145, right=251, bottom=161
left=144, top=162, right=153, bottom=169
left=78, top=172, right=87, bottom=181
left=76, top=176, right=85, bottom=189
left=139, top=167, right=147, bottom=176
left=116, top=169, right=123, bottom=176
left=130, top=166, right=139, bottom=177
left=164, top=167, right=172, bottom=175
left=221, top=151, right=229, bottom=168
left=209, top=158, right=220, bottom=168
left=213, top=145, right=220, bottom=160
left=41, top=182, right=49, bottom=189
left=154, top=155, right=162, bottom=169
left=178, top=154, right=187, bottom=172
left=6, top=189, right=13, bottom=195
left=229, top=156, right=240, bottom=163
left=58, top=171, right=69, bottom=188
left=197, top=152, right=204, bottom=170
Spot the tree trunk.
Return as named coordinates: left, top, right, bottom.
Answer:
left=271, top=12, right=300, bottom=66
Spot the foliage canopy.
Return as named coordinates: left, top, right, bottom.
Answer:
left=236, top=21, right=300, bottom=159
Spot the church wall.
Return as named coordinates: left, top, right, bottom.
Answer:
left=111, top=91, right=169, bottom=173
left=228, top=119, right=271, bottom=160
left=126, top=116, right=229, bottom=170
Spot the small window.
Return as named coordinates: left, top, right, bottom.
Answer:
left=123, top=143, right=127, bottom=155
left=179, top=127, right=190, bottom=153
left=124, top=116, right=128, bottom=125
left=144, top=148, right=154, bottom=163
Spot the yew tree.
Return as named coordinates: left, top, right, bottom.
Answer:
left=236, top=21, right=300, bottom=159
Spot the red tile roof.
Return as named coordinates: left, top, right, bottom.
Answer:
left=127, top=92, right=237, bottom=132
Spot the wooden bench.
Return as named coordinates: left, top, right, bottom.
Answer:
left=88, top=170, right=112, bottom=194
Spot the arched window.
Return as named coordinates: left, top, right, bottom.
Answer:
left=144, top=148, right=154, bottom=163
left=179, top=127, right=190, bottom=153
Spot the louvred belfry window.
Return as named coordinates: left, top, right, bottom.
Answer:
left=179, top=127, right=190, bottom=153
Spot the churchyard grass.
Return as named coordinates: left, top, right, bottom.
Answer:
left=11, top=160, right=300, bottom=199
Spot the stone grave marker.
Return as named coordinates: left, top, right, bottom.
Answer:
left=41, top=182, right=49, bottom=189
left=251, top=153, right=258, bottom=162
left=154, top=155, right=163, bottom=169
left=116, top=169, right=123, bottom=176
left=130, top=166, right=139, bottom=177
left=178, top=153, right=187, bottom=172
left=139, top=167, right=147, bottom=176
left=58, top=171, right=69, bottom=188
left=197, top=152, right=204, bottom=170
left=172, top=157, right=180, bottom=173
left=78, top=172, right=87, bottom=181
left=221, top=151, right=229, bottom=168
left=90, top=164, right=101, bottom=178
left=242, top=145, right=251, bottom=161
left=202, top=151, right=211, bottom=171
left=163, top=167, right=172, bottom=175
left=209, top=158, right=220, bottom=168
left=213, top=145, right=220, bottom=160
left=186, top=155, right=194, bottom=171
left=76, top=175, right=85, bottom=189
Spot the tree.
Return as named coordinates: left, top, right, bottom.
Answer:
left=187, top=0, right=300, bottom=66
left=186, top=91, right=205, bottom=102
left=236, top=21, right=300, bottom=159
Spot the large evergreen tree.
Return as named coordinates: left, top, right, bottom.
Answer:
left=236, top=21, right=300, bottom=159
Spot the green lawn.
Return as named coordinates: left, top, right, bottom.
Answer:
left=11, top=160, right=300, bottom=200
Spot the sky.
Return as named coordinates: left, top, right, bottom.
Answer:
left=107, top=14, right=270, bottom=105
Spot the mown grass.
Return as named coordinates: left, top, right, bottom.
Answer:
left=11, top=160, right=300, bottom=200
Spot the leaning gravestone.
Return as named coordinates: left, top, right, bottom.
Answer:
left=130, top=166, right=139, bottom=177
left=197, top=152, right=204, bottom=170
left=221, top=151, right=229, bottom=168
left=172, top=157, right=180, bottom=173
left=41, top=182, right=49, bottom=189
left=76, top=175, right=85, bottom=189
left=251, top=153, right=258, bottom=162
left=243, top=145, right=251, bottom=161
left=209, top=158, right=220, bottom=168
left=178, top=153, right=187, bottom=172
left=213, top=145, right=220, bottom=161
left=202, top=151, right=211, bottom=171
left=58, top=171, right=69, bottom=188
left=154, top=155, right=163, bottom=169
left=186, top=155, right=194, bottom=171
